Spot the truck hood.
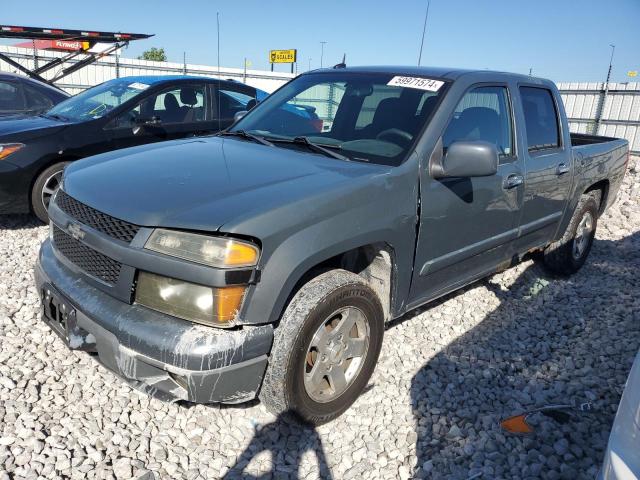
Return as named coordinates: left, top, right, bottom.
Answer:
left=63, top=137, right=386, bottom=232
left=0, top=115, right=67, bottom=139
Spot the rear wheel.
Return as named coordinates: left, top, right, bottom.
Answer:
left=542, top=192, right=599, bottom=275
left=31, top=162, right=70, bottom=223
left=259, top=269, right=384, bottom=424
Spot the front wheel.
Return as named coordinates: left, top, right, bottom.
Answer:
left=31, top=162, right=70, bottom=223
left=542, top=192, right=599, bottom=275
left=259, top=269, right=384, bottom=424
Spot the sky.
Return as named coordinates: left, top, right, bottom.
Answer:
left=2, top=0, right=639, bottom=83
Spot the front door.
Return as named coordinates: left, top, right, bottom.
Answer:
left=514, top=86, right=573, bottom=252
left=107, top=83, right=216, bottom=151
left=408, top=85, right=524, bottom=307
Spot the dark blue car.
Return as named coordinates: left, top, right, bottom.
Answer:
left=0, top=75, right=265, bottom=221
left=0, top=72, right=69, bottom=118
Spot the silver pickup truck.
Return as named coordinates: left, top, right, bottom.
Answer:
left=34, top=67, right=630, bottom=424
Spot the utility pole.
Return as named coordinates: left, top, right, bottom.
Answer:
left=594, top=44, right=615, bottom=135
left=183, top=52, right=187, bottom=75
left=528, top=67, right=532, bottom=76
left=308, top=58, right=312, bottom=71
left=243, top=57, right=247, bottom=83
left=320, top=41, right=327, bottom=68
left=417, top=0, right=430, bottom=66
left=605, top=44, right=615, bottom=87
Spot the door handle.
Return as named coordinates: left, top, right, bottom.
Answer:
left=503, top=174, right=524, bottom=189
left=556, top=163, right=570, bottom=175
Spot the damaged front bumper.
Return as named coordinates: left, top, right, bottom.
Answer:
left=35, top=240, right=273, bottom=404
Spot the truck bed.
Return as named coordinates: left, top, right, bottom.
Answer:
left=571, top=132, right=620, bottom=147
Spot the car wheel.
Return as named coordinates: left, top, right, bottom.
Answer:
left=259, top=269, right=384, bottom=424
left=542, top=192, right=600, bottom=275
left=31, top=162, right=70, bottom=223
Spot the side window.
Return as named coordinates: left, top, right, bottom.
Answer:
left=214, top=88, right=257, bottom=120
left=519, top=87, right=560, bottom=151
left=24, top=86, right=54, bottom=111
left=0, top=81, right=24, bottom=111
left=113, top=85, right=207, bottom=128
left=152, top=85, right=206, bottom=123
left=443, top=86, right=513, bottom=157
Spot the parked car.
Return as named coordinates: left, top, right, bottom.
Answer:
left=35, top=67, right=630, bottom=424
left=0, top=72, right=69, bottom=118
left=0, top=75, right=265, bottom=221
left=599, top=350, right=640, bottom=480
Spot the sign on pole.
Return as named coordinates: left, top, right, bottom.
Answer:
left=270, top=49, right=297, bottom=64
left=628, top=71, right=638, bottom=78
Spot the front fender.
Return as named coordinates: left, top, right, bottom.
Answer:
left=236, top=158, right=420, bottom=326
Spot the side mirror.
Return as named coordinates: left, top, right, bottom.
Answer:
left=133, top=116, right=162, bottom=136
left=234, top=110, right=248, bottom=122
left=431, top=141, right=498, bottom=179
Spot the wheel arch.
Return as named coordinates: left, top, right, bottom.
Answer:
left=28, top=155, right=81, bottom=212
left=584, top=179, right=609, bottom=216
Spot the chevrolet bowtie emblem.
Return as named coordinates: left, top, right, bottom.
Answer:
left=67, top=222, right=85, bottom=241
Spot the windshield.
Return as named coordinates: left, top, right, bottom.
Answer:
left=46, top=78, right=151, bottom=122
left=231, top=72, right=447, bottom=165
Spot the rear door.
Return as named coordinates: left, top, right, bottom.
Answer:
left=211, top=83, right=258, bottom=130
left=409, top=84, right=524, bottom=306
left=514, top=86, right=573, bottom=253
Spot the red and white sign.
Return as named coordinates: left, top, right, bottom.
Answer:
left=14, top=39, right=90, bottom=51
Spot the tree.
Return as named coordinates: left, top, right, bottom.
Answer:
left=138, top=47, right=167, bottom=62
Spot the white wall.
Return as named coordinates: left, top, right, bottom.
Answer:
left=0, top=45, right=294, bottom=94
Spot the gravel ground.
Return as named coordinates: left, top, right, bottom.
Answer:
left=1, top=158, right=638, bottom=480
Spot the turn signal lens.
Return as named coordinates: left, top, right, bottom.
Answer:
left=0, top=143, right=24, bottom=161
left=135, top=271, right=246, bottom=328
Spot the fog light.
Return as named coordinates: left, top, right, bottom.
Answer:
left=135, top=271, right=245, bottom=328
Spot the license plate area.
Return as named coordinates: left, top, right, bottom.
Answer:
left=42, top=284, right=75, bottom=341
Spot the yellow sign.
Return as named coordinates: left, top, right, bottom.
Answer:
left=628, top=71, right=638, bottom=77
left=270, top=49, right=297, bottom=64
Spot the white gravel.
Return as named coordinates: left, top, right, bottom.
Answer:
left=1, top=158, right=638, bottom=479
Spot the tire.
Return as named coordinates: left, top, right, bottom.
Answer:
left=259, top=269, right=384, bottom=425
left=31, top=162, right=70, bottom=223
left=542, top=192, right=600, bottom=275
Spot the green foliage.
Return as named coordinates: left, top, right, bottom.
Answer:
left=138, top=47, right=167, bottom=62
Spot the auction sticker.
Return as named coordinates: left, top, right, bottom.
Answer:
left=129, top=82, right=150, bottom=91
left=387, top=76, right=444, bottom=92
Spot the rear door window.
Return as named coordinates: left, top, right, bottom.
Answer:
left=443, top=86, right=513, bottom=157
left=24, top=85, right=55, bottom=111
left=519, top=87, right=560, bottom=151
left=0, top=81, right=24, bottom=111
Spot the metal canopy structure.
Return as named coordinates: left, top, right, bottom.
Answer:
left=0, top=25, right=152, bottom=87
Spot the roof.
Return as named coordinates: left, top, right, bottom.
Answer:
left=105, top=75, right=252, bottom=86
left=0, top=71, right=70, bottom=94
left=309, top=65, right=548, bottom=83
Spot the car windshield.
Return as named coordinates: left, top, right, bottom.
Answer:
left=231, top=71, right=448, bottom=165
left=46, top=78, right=151, bottom=122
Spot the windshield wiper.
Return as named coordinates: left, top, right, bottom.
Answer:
left=218, top=130, right=274, bottom=147
left=270, top=136, right=350, bottom=161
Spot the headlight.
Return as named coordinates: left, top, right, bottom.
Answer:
left=145, top=229, right=259, bottom=268
left=135, top=271, right=245, bottom=327
left=0, top=143, right=24, bottom=161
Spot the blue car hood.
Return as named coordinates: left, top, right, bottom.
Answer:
left=63, top=136, right=385, bottom=232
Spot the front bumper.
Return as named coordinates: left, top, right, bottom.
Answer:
left=0, top=160, right=30, bottom=214
left=35, top=240, right=273, bottom=404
